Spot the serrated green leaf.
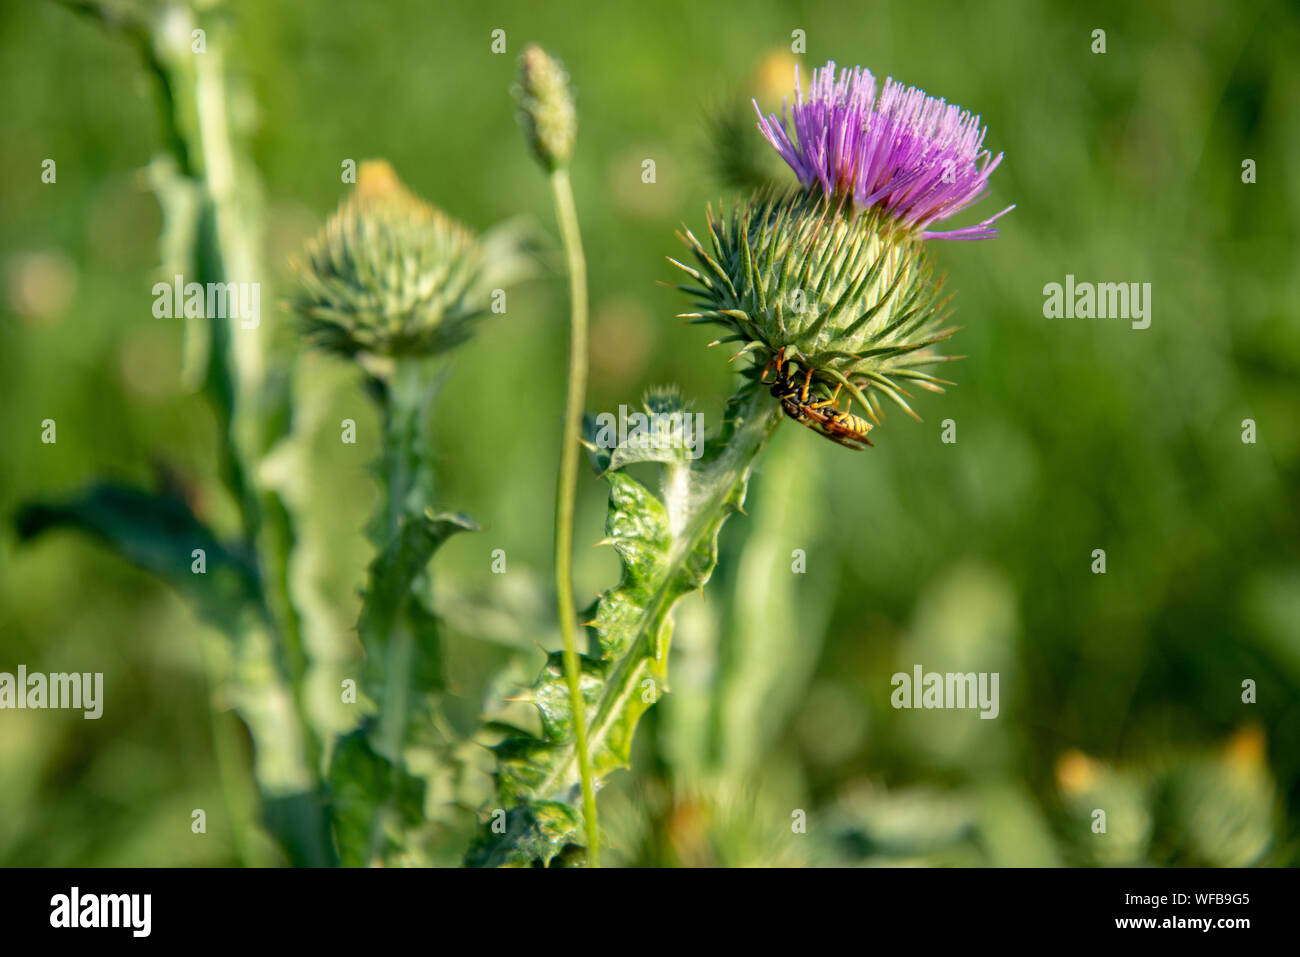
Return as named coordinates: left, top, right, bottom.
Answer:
left=14, top=480, right=334, bottom=860
left=328, top=727, right=427, bottom=867
left=358, top=509, right=477, bottom=704
left=470, top=383, right=783, bottom=865
left=261, top=789, right=341, bottom=869
left=14, top=481, right=259, bottom=628
left=581, top=386, right=703, bottom=474
left=465, top=802, right=586, bottom=868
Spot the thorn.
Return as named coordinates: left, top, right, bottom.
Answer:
left=593, top=537, right=617, bottom=547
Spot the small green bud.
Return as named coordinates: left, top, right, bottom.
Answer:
left=517, top=45, right=576, bottom=171
left=289, top=160, right=487, bottom=359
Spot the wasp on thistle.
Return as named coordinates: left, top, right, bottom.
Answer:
left=760, top=347, right=874, bottom=450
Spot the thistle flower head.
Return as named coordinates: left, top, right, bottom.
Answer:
left=517, top=45, right=577, bottom=171
left=290, top=161, right=487, bottom=359
left=673, top=189, right=955, bottom=423
left=755, top=61, right=1013, bottom=240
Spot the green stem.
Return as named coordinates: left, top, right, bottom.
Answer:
left=368, top=358, right=428, bottom=864
left=71, top=0, right=333, bottom=866
left=181, top=6, right=328, bottom=860
left=549, top=166, right=600, bottom=866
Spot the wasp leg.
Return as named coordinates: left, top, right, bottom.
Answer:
left=800, top=367, right=815, bottom=402
left=762, top=347, right=788, bottom=384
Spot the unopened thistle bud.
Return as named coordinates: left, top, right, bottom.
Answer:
left=674, top=189, right=950, bottom=426
left=517, top=45, right=576, bottom=171
left=289, top=161, right=486, bottom=359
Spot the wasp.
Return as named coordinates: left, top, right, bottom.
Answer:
left=760, top=348, right=874, bottom=450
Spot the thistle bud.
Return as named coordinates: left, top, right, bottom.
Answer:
left=674, top=189, right=951, bottom=423
left=289, top=161, right=486, bottom=359
left=517, top=45, right=576, bottom=171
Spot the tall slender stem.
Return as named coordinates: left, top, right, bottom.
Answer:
left=549, top=166, right=600, bottom=866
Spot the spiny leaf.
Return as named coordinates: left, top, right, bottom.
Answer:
left=469, top=383, right=783, bottom=865
left=336, top=508, right=476, bottom=866
left=357, top=509, right=478, bottom=702
left=464, top=803, right=586, bottom=868
left=14, top=481, right=258, bottom=627
left=328, top=727, right=427, bottom=867
left=581, top=387, right=703, bottom=475
left=15, top=480, right=335, bottom=861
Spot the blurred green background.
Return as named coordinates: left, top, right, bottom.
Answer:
left=1, top=0, right=1298, bottom=866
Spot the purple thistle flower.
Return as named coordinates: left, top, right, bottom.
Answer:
left=755, top=61, right=1014, bottom=240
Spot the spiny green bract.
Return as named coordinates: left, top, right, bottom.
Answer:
left=290, top=161, right=488, bottom=359
left=672, top=188, right=956, bottom=420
